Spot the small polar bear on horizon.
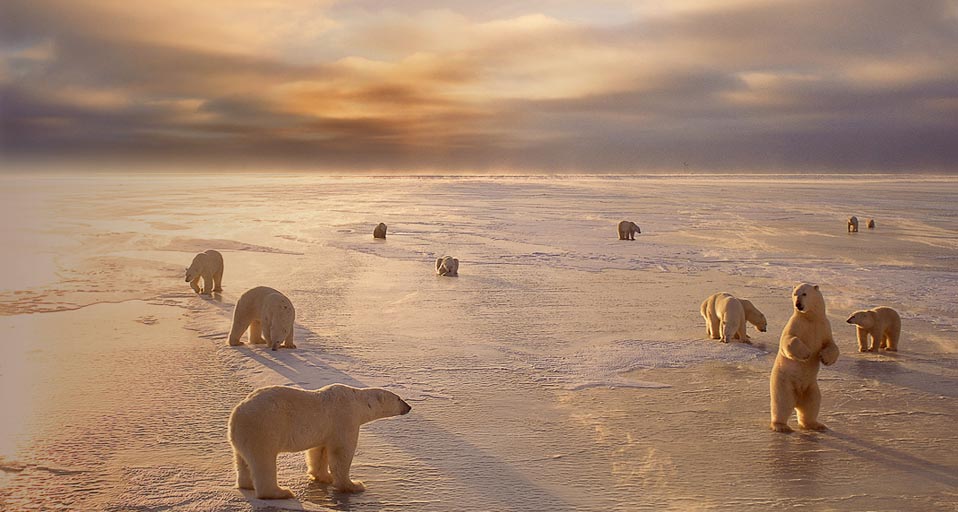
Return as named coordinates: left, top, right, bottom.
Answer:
left=185, top=249, right=223, bottom=295
left=769, top=283, right=840, bottom=433
left=866, top=218, right=876, bottom=229
left=228, top=286, right=296, bottom=351
left=700, top=292, right=768, bottom=343
left=436, top=256, right=459, bottom=276
left=373, top=223, right=387, bottom=239
left=847, top=306, right=901, bottom=352
left=228, top=384, right=411, bottom=498
left=617, top=220, right=641, bottom=240
left=848, top=216, right=859, bottom=233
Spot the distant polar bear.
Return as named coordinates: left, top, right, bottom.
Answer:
left=866, top=218, right=875, bottom=229
left=228, top=286, right=296, bottom=350
left=769, top=283, right=840, bottom=433
left=617, top=220, right=641, bottom=240
left=373, top=223, right=387, bottom=239
left=436, top=256, right=459, bottom=276
left=700, top=293, right=768, bottom=342
left=228, top=384, right=411, bottom=498
left=185, top=249, right=223, bottom=295
left=847, top=216, right=859, bottom=232
left=847, top=306, right=901, bottom=352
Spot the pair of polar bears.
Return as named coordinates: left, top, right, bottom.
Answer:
left=370, top=223, right=458, bottom=277
left=769, top=284, right=901, bottom=432
left=185, top=250, right=297, bottom=352
left=847, top=216, right=876, bottom=232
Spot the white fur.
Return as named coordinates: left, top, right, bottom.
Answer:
left=847, top=306, right=901, bottom=352
left=769, top=283, right=839, bottom=433
left=436, top=256, right=459, bottom=276
left=700, top=293, right=768, bottom=342
left=228, top=384, right=412, bottom=498
left=847, top=216, right=859, bottom=232
left=617, top=220, right=641, bottom=240
left=228, top=286, right=296, bottom=350
left=185, top=249, right=224, bottom=295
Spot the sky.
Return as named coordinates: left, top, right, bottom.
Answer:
left=1, top=0, right=956, bottom=173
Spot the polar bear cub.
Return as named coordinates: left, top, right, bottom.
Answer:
left=228, top=286, right=296, bottom=350
left=617, top=220, right=641, bottom=240
left=373, top=223, right=387, bottom=239
left=847, top=216, right=859, bottom=232
left=185, top=249, right=223, bottom=295
left=769, top=283, right=840, bottom=433
left=847, top=306, right=901, bottom=352
left=436, top=256, right=459, bottom=276
left=228, top=384, right=411, bottom=498
left=700, top=293, right=767, bottom=342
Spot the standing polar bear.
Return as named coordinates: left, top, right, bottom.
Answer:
left=769, top=283, right=840, bottom=433
left=617, top=220, right=641, bottom=240
left=185, top=249, right=223, bottom=295
left=373, top=223, right=387, bottom=239
left=436, top=256, right=459, bottom=276
left=847, top=306, right=901, bottom=352
left=228, top=384, right=411, bottom=498
left=228, top=286, right=296, bottom=350
left=847, top=216, right=859, bottom=232
left=700, top=292, right=768, bottom=343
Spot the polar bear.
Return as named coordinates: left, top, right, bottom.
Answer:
left=228, top=384, right=411, bottom=498
left=185, top=249, right=223, bottom=295
left=769, top=283, right=840, bottom=433
left=436, top=256, right=459, bottom=276
left=846, top=306, right=901, bottom=352
left=617, top=220, right=641, bottom=240
left=700, top=293, right=768, bottom=342
left=373, top=223, right=387, bottom=239
left=866, top=218, right=875, bottom=229
left=228, top=286, right=296, bottom=350
left=847, top=216, right=859, bottom=233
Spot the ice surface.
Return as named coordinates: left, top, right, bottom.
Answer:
left=0, top=173, right=956, bottom=511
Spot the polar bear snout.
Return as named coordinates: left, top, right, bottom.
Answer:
left=400, top=400, right=412, bottom=415
left=795, top=300, right=804, bottom=312
left=846, top=316, right=855, bottom=324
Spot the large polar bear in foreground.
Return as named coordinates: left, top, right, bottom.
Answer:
left=436, top=256, right=459, bottom=276
left=700, top=292, right=767, bottom=342
left=185, top=249, right=223, bottom=295
left=769, top=283, right=840, bottom=433
left=228, top=286, right=296, bottom=350
left=228, top=384, right=412, bottom=498
left=617, top=220, right=641, bottom=240
left=847, top=306, right=901, bottom=352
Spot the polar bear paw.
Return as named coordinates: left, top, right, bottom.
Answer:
left=770, top=422, right=793, bottom=433
left=255, top=486, right=295, bottom=500
left=335, top=479, right=366, bottom=493
left=799, top=421, right=828, bottom=431
left=308, top=471, right=333, bottom=484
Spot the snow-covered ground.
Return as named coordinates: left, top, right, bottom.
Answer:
left=1, top=174, right=956, bottom=510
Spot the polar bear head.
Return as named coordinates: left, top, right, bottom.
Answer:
left=264, top=293, right=295, bottom=345
left=357, top=387, right=412, bottom=421
left=742, top=300, right=767, bottom=332
left=846, top=310, right=875, bottom=329
left=792, top=283, right=824, bottom=315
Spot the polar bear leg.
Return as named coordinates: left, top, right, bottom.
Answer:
left=213, top=269, right=223, bottom=292
left=246, top=448, right=294, bottom=499
left=796, top=384, right=826, bottom=431
left=329, top=434, right=365, bottom=493
left=200, top=272, right=213, bottom=294
left=306, top=446, right=333, bottom=483
left=190, top=278, right=201, bottom=294
left=234, top=450, right=254, bottom=489
left=770, top=379, right=796, bottom=433
left=281, top=330, right=296, bottom=349
left=856, top=327, right=869, bottom=352
left=884, top=329, right=899, bottom=351
left=868, top=332, right=881, bottom=352
left=228, top=316, right=250, bottom=346
left=250, top=321, right=266, bottom=344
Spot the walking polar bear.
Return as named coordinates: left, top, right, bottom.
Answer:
left=770, top=283, right=840, bottom=433
left=847, top=216, right=859, bottom=233
left=617, top=220, right=641, bottom=240
left=700, top=292, right=767, bottom=343
left=185, top=249, right=223, bottom=295
left=228, top=286, right=296, bottom=350
left=436, top=256, right=459, bottom=276
left=228, top=384, right=411, bottom=498
left=847, top=306, right=901, bottom=352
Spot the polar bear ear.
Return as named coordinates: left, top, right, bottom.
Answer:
left=813, top=284, right=819, bottom=290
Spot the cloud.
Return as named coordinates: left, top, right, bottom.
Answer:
left=1, top=0, right=956, bottom=171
